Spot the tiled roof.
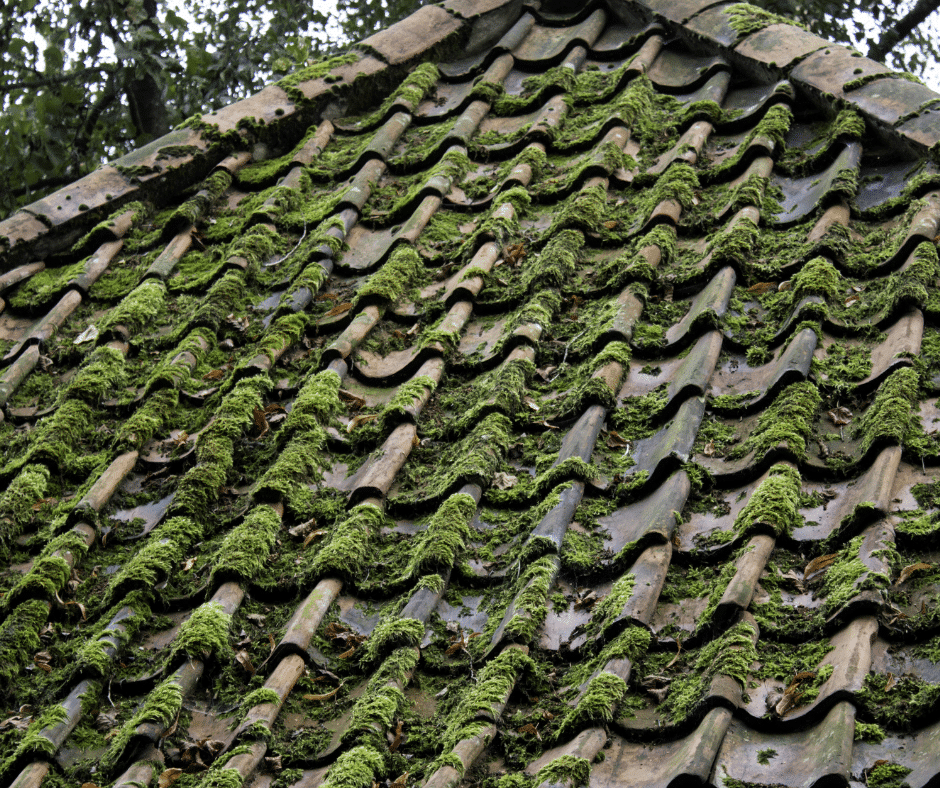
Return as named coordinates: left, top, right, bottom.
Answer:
left=4, top=2, right=940, bottom=788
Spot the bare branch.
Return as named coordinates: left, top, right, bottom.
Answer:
left=868, top=0, right=940, bottom=62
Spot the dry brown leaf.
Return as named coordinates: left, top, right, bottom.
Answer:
left=603, top=220, right=619, bottom=230
left=303, top=529, right=327, bottom=548
left=235, top=649, right=256, bottom=675
left=748, top=282, right=777, bottom=295
left=65, top=600, right=87, bottom=620
left=896, top=562, right=933, bottom=585
left=828, top=406, right=853, bottom=426
left=304, top=682, right=344, bottom=702
left=182, top=556, right=197, bottom=572
left=346, top=413, right=378, bottom=432
left=253, top=407, right=270, bottom=439
left=158, top=768, right=184, bottom=788
left=202, top=369, right=225, bottom=381
left=339, top=389, right=366, bottom=410
left=268, top=633, right=276, bottom=656
left=845, top=294, right=860, bottom=307
left=606, top=430, right=628, bottom=448
left=524, top=396, right=540, bottom=412
left=804, top=553, right=839, bottom=580
left=323, top=302, right=352, bottom=318
left=337, top=645, right=357, bottom=659
left=390, top=772, right=409, bottom=788
left=389, top=719, right=403, bottom=753
left=885, top=673, right=897, bottom=692
left=33, top=652, right=52, bottom=673
left=703, top=440, right=715, bottom=457
left=778, top=280, right=791, bottom=291
left=82, top=783, right=101, bottom=788
left=517, top=723, right=541, bottom=740
left=31, top=497, right=56, bottom=511
left=492, top=471, right=518, bottom=490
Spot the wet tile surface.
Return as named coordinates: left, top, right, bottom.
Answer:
left=3, top=3, right=940, bottom=788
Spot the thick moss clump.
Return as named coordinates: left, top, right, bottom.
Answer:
left=211, top=505, right=281, bottom=583
left=0, top=600, right=48, bottom=692
left=313, top=503, right=390, bottom=578
left=355, top=244, right=424, bottom=306
left=62, top=346, right=127, bottom=404
left=504, top=554, right=558, bottom=641
left=0, top=464, right=49, bottom=559
left=727, top=381, right=820, bottom=461
left=535, top=756, right=592, bottom=788
left=402, top=492, right=475, bottom=579
left=819, top=534, right=889, bottom=615
left=730, top=464, right=802, bottom=539
left=102, top=677, right=183, bottom=772
left=437, top=647, right=534, bottom=751
left=116, top=388, right=180, bottom=450
left=854, top=367, right=921, bottom=455
left=359, top=618, right=423, bottom=663
left=170, top=601, right=233, bottom=663
left=791, top=256, right=841, bottom=301
left=99, top=279, right=167, bottom=334
left=319, top=744, right=386, bottom=788
left=660, top=621, right=756, bottom=724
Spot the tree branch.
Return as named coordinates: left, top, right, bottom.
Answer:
left=868, top=0, right=940, bottom=62
left=1, top=65, right=116, bottom=95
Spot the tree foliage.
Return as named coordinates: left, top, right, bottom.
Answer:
left=1, top=0, right=938, bottom=220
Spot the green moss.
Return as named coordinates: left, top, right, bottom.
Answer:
left=71, top=201, right=147, bottom=253
left=611, top=385, right=668, bottom=439
left=6, top=258, right=88, bottom=308
left=867, top=763, right=912, bottom=788
left=320, top=744, right=386, bottom=788
left=102, top=676, right=183, bottom=772
left=727, top=381, right=820, bottom=461
left=359, top=618, right=423, bottom=663
left=0, top=464, right=49, bottom=559
left=791, top=256, right=841, bottom=301
left=726, top=3, right=801, bottom=37
left=275, top=51, right=358, bottom=104
left=187, top=269, right=246, bottom=331
left=313, top=503, right=390, bottom=578
left=62, top=346, right=127, bottom=404
left=854, top=367, right=921, bottom=456
left=504, top=554, right=557, bottom=641
left=342, top=62, right=439, bottom=127
left=0, top=600, right=48, bottom=691
left=660, top=621, right=756, bottom=724
left=402, top=493, right=475, bottom=579
left=438, top=647, right=534, bottom=751
left=355, top=244, right=425, bottom=306
left=590, top=573, right=636, bottom=635
left=212, top=505, right=281, bottom=583
left=710, top=216, right=759, bottom=267
left=819, top=534, right=889, bottom=615
left=170, top=601, right=233, bottom=663
left=242, top=687, right=281, bottom=712
left=756, top=749, right=777, bottom=765
left=723, top=464, right=802, bottom=541
left=854, top=721, right=886, bottom=743
left=116, top=388, right=180, bottom=450
left=99, top=279, right=166, bottom=335
left=858, top=671, right=940, bottom=729
left=535, top=756, right=591, bottom=788
left=0, top=703, right=69, bottom=775
left=169, top=169, right=232, bottom=228
left=562, top=672, right=628, bottom=732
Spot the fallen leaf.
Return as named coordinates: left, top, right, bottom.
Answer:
left=253, top=407, right=270, bottom=439
left=303, top=529, right=326, bottom=547
left=778, top=280, right=791, bottom=291
left=885, top=673, right=897, bottom=692
left=492, top=471, right=518, bottom=490
left=304, top=682, right=344, bottom=702
left=182, top=556, right=197, bottom=572
left=74, top=325, right=99, bottom=345
left=896, top=562, right=933, bottom=586
left=524, top=396, right=540, bottom=412
left=235, top=649, right=256, bottom=675
left=703, top=440, right=716, bottom=457
left=202, top=369, right=225, bottom=381
left=33, top=652, right=52, bottom=672
left=606, top=431, right=629, bottom=449
left=828, top=406, right=853, bottom=426
left=346, top=413, right=378, bottom=432
left=845, top=294, right=860, bottom=307
left=289, top=518, right=317, bottom=539
left=389, top=719, right=403, bottom=752
left=323, top=302, right=352, bottom=318
left=517, top=723, right=541, bottom=739
left=603, top=220, right=619, bottom=230
left=247, top=613, right=266, bottom=625
left=158, top=769, right=184, bottom=788
left=748, top=282, right=777, bottom=295
left=337, top=645, right=357, bottom=659
left=804, top=553, right=839, bottom=580
left=390, top=772, right=409, bottom=788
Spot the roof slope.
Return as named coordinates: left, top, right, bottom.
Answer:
left=3, top=2, right=940, bottom=788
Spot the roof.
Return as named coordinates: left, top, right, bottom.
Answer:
left=2, top=1, right=940, bottom=788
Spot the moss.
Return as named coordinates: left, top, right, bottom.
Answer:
left=504, top=554, right=557, bottom=641
left=212, top=505, right=281, bottom=583
left=756, top=749, right=777, bottom=765
left=402, top=493, right=475, bottom=579
left=708, top=104, right=793, bottom=178
left=450, top=359, right=534, bottom=434
left=0, top=599, right=48, bottom=691
left=0, top=464, right=49, bottom=559
left=170, top=601, right=233, bottom=663
left=359, top=618, right=423, bottom=663
left=146, top=328, right=213, bottom=391
left=854, top=721, right=886, bottom=743
left=343, top=62, right=439, bottom=127
left=791, top=256, right=841, bottom=301
left=590, top=573, right=636, bottom=635
left=0, top=703, right=69, bottom=775
left=710, top=216, right=759, bottom=267
left=853, top=367, right=921, bottom=455
left=188, top=269, right=246, bottom=331
left=611, top=385, right=668, bottom=439
left=242, top=687, right=282, bottom=712
left=867, top=763, right=912, bottom=788
left=535, top=756, right=591, bottom=788
left=439, top=647, right=534, bottom=750
left=11, top=399, right=99, bottom=475
left=71, top=201, right=147, bottom=253
left=275, top=52, right=358, bottom=105
left=6, top=550, right=75, bottom=603
left=721, top=464, right=802, bottom=541
left=727, top=381, right=820, bottom=461
left=102, top=676, right=183, bottom=772
left=313, top=503, right=390, bottom=578
left=100, top=279, right=166, bottom=335
left=726, top=3, right=801, bottom=37
left=858, top=671, right=940, bottom=729
left=319, top=744, right=386, bottom=788
left=355, top=244, right=425, bottom=306
left=561, top=672, right=628, bottom=732
left=660, top=621, right=756, bottom=724
left=62, top=346, right=128, bottom=404
left=819, top=534, right=889, bottom=615
left=524, top=229, right=583, bottom=293
left=169, top=169, right=232, bottom=228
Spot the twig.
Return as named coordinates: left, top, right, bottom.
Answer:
left=268, top=222, right=307, bottom=266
